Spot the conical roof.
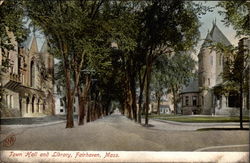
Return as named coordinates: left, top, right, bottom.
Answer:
left=203, top=23, right=231, bottom=46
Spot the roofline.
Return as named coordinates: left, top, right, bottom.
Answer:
left=180, top=91, right=200, bottom=95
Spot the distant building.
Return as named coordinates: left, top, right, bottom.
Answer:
left=0, top=31, right=54, bottom=117
left=149, top=92, right=174, bottom=114
left=53, top=63, right=79, bottom=115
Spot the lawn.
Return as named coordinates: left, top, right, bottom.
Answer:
left=149, top=114, right=250, bottom=123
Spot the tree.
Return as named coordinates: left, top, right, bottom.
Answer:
left=151, top=71, right=165, bottom=115
left=218, top=1, right=250, bottom=36
left=154, top=52, right=196, bottom=114
left=212, top=42, right=249, bottom=129
left=24, top=0, right=113, bottom=128
left=139, top=0, right=201, bottom=125
left=217, top=1, right=249, bottom=129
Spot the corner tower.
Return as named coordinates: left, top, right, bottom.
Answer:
left=198, top=22, right=231, bottom=114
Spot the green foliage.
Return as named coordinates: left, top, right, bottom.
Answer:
left=0, top=0, right=28, bottom=113
left=211, top=42, right=249, bottom=96
left=218, top=1, right=250, bottom=36
left=139, top=1, right=202, bottom=55
left=0, top=0, right=28, bottom=47
left=154, top=52, right=196, bottom=90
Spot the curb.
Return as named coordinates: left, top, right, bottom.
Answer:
left=151, top=118, right=250, bottom=126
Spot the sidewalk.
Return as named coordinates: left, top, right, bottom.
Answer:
left=151, top=118, right=250, bottom=126
left=0, top=115, right=67, bottom=125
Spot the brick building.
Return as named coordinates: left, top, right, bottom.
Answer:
left=0, top=32, right=54, bottom=117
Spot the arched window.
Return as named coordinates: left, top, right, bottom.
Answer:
left=9, top=95, right=13, bottom=108
left=37, top=99, right=40, bottom=112
left=26, top=97, right=29, bottom=113
left=30, top=60, right=35, bottom=87
left=32, top=96, right=35, bottom=113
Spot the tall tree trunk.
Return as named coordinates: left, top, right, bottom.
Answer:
left=65, top=68, right=74, bottom=128
left=125, top=78, right=132, bottom=119
left=78, top=75, right=91, bottom=125
left=87, top=101, right=91, bottom=122
left=145, top=50, right=153, bottom=126
left=138, top=67, right=147, bottom=123
left=130, top=78, right=137, bottom=122
left=145, top=63, right=152, bottom=125
left=240, top=81, right=243, bottom=129
left=77, top=86, right=84, bottom=125
left=157, top=96, right=161, bottom=115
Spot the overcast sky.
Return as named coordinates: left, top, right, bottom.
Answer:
left=191, top=1, right=241, bottom=61
left=197, top=1, right=239, bottom=46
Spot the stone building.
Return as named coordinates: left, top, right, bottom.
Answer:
left=0, top=32, right=54, bottom=117
left=196, top=22, right=249, bottom=116
left=180, top=22, right=249, bottom=115
left=180, top=79, right=200, bottom=115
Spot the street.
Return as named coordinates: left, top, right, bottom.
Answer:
left=1, top=111, right=249, bottom=151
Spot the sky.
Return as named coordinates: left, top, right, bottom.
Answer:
left=190, top=1, right=241, bottom=61
left=196, top=1, right=239, bottom=47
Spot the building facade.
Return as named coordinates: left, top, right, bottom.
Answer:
left=0, top=32, right=54, bottom=117
left=54, top=85, right=79, bottom=115
left=180, top=23, right=249, bottom=115
left=180, top=79, right=200, bottom=115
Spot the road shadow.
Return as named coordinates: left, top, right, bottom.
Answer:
left=141, top=124, right=155, bottom=127
left=197, top=128, right=249, bottom=131
left=0, top=115, right=69, bottom=125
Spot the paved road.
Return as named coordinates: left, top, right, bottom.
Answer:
left=0, top=112, right=249, bottom=151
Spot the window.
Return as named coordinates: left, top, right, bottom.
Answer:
left=192, top=96, right=197, bottom=106
left=10, top=66, right=14, bottom=74
left=9, top=95, right=13, bottom=108
left=185, top=96, right=189, bottom=106
left=208, top=78, right=210, bottom=86
left=43, top=100, right=46, bottom=111
left=18, top=57, right=21, bottom=69
left=60, top=98, right=64, bottom=106
left=30, top=61, right=35, bottom=87
left=228, top=93, right=240, bottom=107
left=26, top=97, right=29, bottom=113
left=60, top=109, right=64, bottom=113
left=6, top=95, right=9, bottom=106
left=32, top=96, right=35, bottom=113
left=74, top=106, right=76, bottom=112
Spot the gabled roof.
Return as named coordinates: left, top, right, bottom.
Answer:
left=20, top=34, right=33, bottom=49
left=181, top=79, right=199, bottom=93
left=203, top=23, right=231, bottom=47
left=40, top=39, right=48, bottom=53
